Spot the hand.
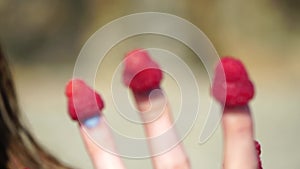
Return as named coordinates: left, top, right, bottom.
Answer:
left=65, top=49, right=262, bottom=169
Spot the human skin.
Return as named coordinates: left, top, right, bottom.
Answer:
left=65, top=49, right=261, bottom=169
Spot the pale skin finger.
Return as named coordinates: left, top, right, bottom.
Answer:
left=65, top=79, right=126, bottom=169
left=79, top=116, right=126, bottom=169
left=222, top=105, right=257, bottom=169
left=133, top=91, right=190, bottom=169
left=122, top=49, right=190, bottom=169
left=212, top=57, right=259, bottom=168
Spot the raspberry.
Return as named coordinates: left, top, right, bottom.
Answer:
left=65, top=79, right=104, bottom=121
left=255, top=140, right=263, bottom=169
left=255, top=140, right=261, bottom=155
left=123, top=49, right=163, bottom=93
left=212, top=57, right=255, bottom=106
left=258, top=159, right=263, bottom=169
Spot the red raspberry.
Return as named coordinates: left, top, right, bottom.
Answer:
left=255, top=140, right=261, bottom=155
left=123, top=49, right=163, bottom=93
left=255, top=140, right=263, bottom=169
left=212, top=57, right=255, bottom=107
left=258, top=159, right=263, bottom=169
left=65, top=79, right=104, bottom=121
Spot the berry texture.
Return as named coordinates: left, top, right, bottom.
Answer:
left=212, top=57, right=255, bottom=107
left=65, top=79, right=104, bottom=121
left=123, top=49, right=163, bottom=93
left=255, top=140, right=261, bottom=156
left=255, top=140, right=263, bottom=169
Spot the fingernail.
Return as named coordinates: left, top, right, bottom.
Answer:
left=83, top=115, right=101, bottom=128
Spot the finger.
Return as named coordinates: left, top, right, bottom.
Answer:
left=222, top=106, right=257, bottom=169
left=212, top=57, right=259, bottom=169
left=123, top=49, right=190, bottom=169
left=65, top=79, right=126, bottom=169
left=79, top=117, right=126, bottom=169
left=134, top=92, right=190, bottom=169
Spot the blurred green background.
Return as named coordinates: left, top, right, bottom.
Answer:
left=1, top=0, right=300, bottom=168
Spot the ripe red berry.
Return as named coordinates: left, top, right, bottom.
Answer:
left=212, top=57, right=255, bottom=107
left=65, top=79, right=104, bottom=121
left=258, top=159, right=263, bottom=169
left=255, top=140, right=261, bottom=155
left=123, top=49, right=163, bottom=93
left=255, top=140, right=263, bottom=169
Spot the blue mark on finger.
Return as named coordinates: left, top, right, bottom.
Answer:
left=83, top=115, right=101, bottom=128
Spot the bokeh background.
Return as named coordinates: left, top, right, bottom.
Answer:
left=1, top=0, right=300, bottom=168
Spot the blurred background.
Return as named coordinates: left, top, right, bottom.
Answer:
left=0, top=0, right=300, bottom=168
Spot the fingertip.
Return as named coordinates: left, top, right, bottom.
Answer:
left=212, top=57, right=255, bottom=107
left=122, top=48, right=163, bottom=93
left=64, top=78, right=104, bottom=121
